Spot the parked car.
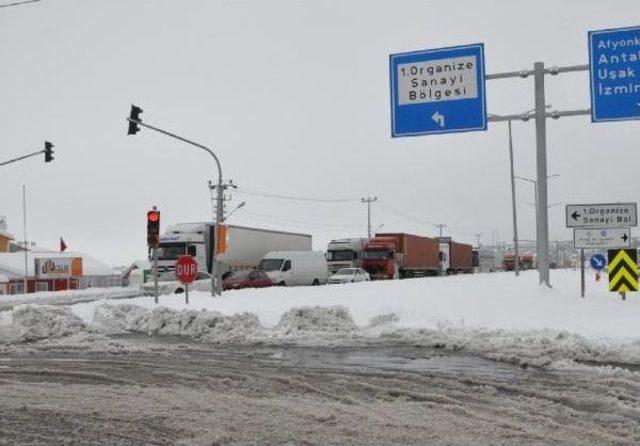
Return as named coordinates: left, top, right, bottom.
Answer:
left=222, top=270, right=274, bottom=291
left=142, top=271, right=211, bottom=296
left=329, top=267, right=370, bottom=284
left=257, top=251, right=328, bottom=286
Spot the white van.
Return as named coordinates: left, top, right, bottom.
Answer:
left=257, top=251, right=328, bottom=286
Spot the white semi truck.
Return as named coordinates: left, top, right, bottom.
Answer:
left=326, top=238, right=367, bottom=274
left=153, top=223, right=312, bottom=275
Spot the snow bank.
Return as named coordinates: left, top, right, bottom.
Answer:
left=274, top=306, right=356, bottom=336
left=11, top=305, right=86, bottom=342
left=3, top=270, right=640, bottom=369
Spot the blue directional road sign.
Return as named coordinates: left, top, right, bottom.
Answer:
left=389, top=44, right=487, bottom=137
left=590, top=253, right=607, bottom=271
left=589, top=26, right=640, bottom=123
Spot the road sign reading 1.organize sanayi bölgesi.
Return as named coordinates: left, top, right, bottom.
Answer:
left=566, top=203, right=637, bottom=228
left=390, top=44, right=487, bottom=137
left=574, top=227, right=631, bottom=249
left=589, top=26, right=640, bottom=123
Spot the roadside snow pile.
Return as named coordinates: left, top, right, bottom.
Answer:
left=93, top=304, right=264, bottom=343
left=274, top=306, right=356, bottom=336
left=377, top=326, right=640, bottom=368
left=5, top=270, right=640, bottom=368
left=93, top=303, right=149, bottom=334
left=12, top=305, right=87, bottom=342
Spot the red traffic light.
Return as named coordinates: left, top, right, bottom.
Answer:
left=147, top=211, right=159, bottom=222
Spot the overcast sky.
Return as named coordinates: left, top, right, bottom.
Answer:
left=1, top=0, right=638, bottom=266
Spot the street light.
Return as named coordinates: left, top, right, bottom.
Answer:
left=488, top=105, right=552, bottom=277
left=517, top=174, right=560, bottom=265
left=224, top=201, right=246, bottom=221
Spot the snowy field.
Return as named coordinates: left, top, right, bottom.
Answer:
left=2, top=269, right=639, bottom=369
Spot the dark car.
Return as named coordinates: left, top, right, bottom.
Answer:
left=222, top=270, right=274, bottom=290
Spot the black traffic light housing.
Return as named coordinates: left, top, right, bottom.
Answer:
left=44, top=141, right=54, bottom=163
left=147, top=209, right=160, bottom=247
left=128, top=105, right=143, bottom=135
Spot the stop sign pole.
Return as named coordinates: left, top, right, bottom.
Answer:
left=175, top=255, right=198, bottom=305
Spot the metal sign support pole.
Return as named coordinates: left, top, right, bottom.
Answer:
left=153, top=246, right=159, bottom=304
left=507, top=120, right=520, bottom=277
left=580, top=249, right=585, bottom=298
left=533, top=62, right=550, bottom=287
left=487, top=62, right=591, bottom=288
left=185, top=283, right=189, bottom=305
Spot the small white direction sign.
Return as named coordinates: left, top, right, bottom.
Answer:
left=574, top=227, right=631, bottom=249
left=566, top=203, right=637, bottom=228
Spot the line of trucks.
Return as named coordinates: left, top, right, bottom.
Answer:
left=149, top=222, right=475, bottom=286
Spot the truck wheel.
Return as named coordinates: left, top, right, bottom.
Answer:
left=278, top=281, right=286, bottom=287
left=312, top=279, right=320, bottom=286
left=175, top=288, right=184, bottom=294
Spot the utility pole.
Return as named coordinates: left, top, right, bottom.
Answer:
left=474, top=233, right=482, bottom=249
left=209, top=179, right=237, bottom=222
left=436, top=224, right=447, bottom=238
left=361, top=196, right=377, bottom=238
left=22, top=184, right=28, bottom=294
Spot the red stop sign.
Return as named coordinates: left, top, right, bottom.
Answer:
left=175, top=255, right=198, bottom=284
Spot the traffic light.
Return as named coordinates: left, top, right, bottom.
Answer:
left=128, top=105, right=143, bottom=135
left=44, top=141, right=54, bottom=163
left=147, top=209, right=160, bottom=247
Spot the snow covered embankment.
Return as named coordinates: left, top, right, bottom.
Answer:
left=3, top=270, right=640, bottom=369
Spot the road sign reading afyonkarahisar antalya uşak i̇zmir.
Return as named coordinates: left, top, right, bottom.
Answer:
left=390, top=44, right=487, bottom=137
left=589, top=26, right=640, bottom=122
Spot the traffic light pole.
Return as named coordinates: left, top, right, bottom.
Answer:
left=1, top=141, right=53, bottom=166
left=153, top=246, right=159, bottom=304
left=127, top=117, right=224, bottom=296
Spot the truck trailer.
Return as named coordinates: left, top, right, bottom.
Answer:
left=153, top=223, right=312, bottom=275
left=438, top=237, right=474, bottom=274
left=361, top=233, right=439, bottom=280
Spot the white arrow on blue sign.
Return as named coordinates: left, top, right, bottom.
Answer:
left=590, top=253, right=607, bottom=271
left=389, top=43, right=487, bottom=137
left=589, top=26, right=640, bottom=123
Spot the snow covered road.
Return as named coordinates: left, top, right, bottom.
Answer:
left=1, top=269, right=640, bottom=444
left=1, top=338, right=639, bottom=445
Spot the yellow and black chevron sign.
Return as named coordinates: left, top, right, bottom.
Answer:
left=608, top=249, right=638, bottom=293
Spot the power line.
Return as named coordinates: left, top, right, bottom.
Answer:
left=0, top=0, right=41, bottom=8
left=235, top=187, right=360, bottom=203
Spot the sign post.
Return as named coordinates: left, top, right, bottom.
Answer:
left=580, top=250, right=586, bottom=298
left=566, top=203, right=636, bottom=298
left=389, top=44, right=487, bottom=137
left=175, top=255, right=198, bottom=305
left=589, top=26, right=640, bottom=123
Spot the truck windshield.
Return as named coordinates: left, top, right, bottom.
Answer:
left=257, top=258, right=284, bottom=271
left=327, top=250, right=355, bottom=261
left=157, top=243, right=186, bottom=260
left=363, top=249, right=389, bottom=260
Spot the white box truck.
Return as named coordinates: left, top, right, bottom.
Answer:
left=257, top=251, right=328, bottom=286
left=153, top=223, right=312, bottom=275
left=326, top=238, right=367, bottom=274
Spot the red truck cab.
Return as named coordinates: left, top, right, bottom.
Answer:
left=362, top=237, right=398, bottom=280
